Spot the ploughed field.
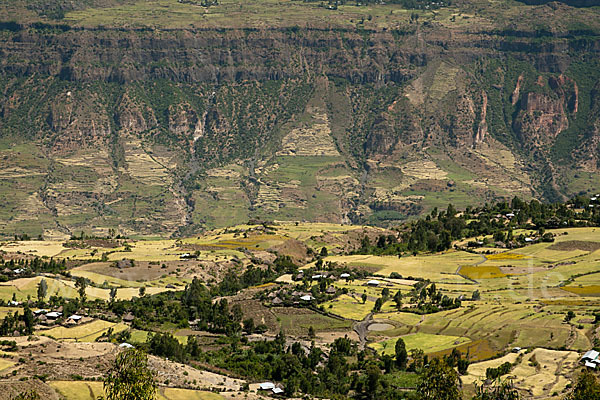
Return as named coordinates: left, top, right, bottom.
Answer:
left=0, top=224, right=599, bottom=398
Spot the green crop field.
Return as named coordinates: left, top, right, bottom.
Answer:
left=370, top=333, right=471, bottom=355
left=323, top=294, right=375, bottom=321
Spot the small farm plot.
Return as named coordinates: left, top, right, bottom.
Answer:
left=0, top=276, right=78, bottom=301
left=0, top=240, right=67, bottom=257
left=37, top=320, right=128, bottom=342
left=458, top=265, right=508, bottom=279
left=273, top=308, right=352, bottom=336
left=161, top=388, right=226, bottom=399
left=509, top=348, right=580, bottom=398
left=105, top=240, right=180, bottom=262
left=379, top=302, right=581, bottom=353
left=324, top=252, right=479, bottom=283
left=562, top=285, right=600, bottom=296
left=323, top=294, right=375, bottom=321
left=50, top=381, right=107, bottom=400
left=462, top=351, right=522, bottom=385
left=369, top=333, right=471, bottom=356
left=50, top=381, right=226, bottom=400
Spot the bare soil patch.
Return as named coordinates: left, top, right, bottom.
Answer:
left=0, top=379, right=60, bottom=400
left=318, top=227, right=392, bottom=254
left=77, top=259, right=235, bottom=282
left=0, top=337, right=246, bottom=394
left=368, top=323, right=395, bottom=331
left=548, top=240, right=600, bottom=252
left=268, top=238, right=309, bottom=263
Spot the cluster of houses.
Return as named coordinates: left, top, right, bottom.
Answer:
left=32, top=308, right=84, bottom=326
left=268, top=275, right=384, bottom=306
left=258, top=382, right=284, bottom=396
left=269, top=290, right=319, bottom=305
left=293, top=270, right=353, bottom=282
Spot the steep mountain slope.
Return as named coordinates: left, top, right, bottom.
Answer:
left=0, top=0, right=599, bottom=237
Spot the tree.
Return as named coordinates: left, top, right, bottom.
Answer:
left=138, top=287, right=146, bottom=297
left=103, top=348, right=156, bottom=400
left=110, top=287, right=118, bottom=303
left=37, top=278, right=48, bottom=304
left=394, top=290, right=403, bottom=310
left=409, top=348, right=426, bottom=372
left=365, top=362, right=381, bottom=399
left=243, top=318, right=254, bottom=334
left=395, top=338, right=408, bottom=370
left=23, top=305, right=34, bottom=335
left=361, top=293, right=367, bottom=304
left=320, top=247, right=328, bottom=257
left=457, top=357, right=470, bottom=375
left=472, top=379, right=520, bottom=400
left=564, top=370, right=600, bottom=400
left=373, top=297, right=383, bottom=312
left=565, top=311, right=575, bottom=322
left=75, top=277, right=87, bottom=303
left=417, top=358, right=461, bottom=400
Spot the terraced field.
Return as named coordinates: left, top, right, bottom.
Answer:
left=38, top=320, right=129, bottom=342
left=0, top=225, right=598, bottom=398
left=315, top=227, right=600, bottom=374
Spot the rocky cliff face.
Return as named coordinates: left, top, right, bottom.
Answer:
left=0, top=23, right=599, bottom=236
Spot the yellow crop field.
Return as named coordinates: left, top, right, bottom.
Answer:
left=458, top=265, right=507, bottom=279
left=49, top=381, right=224, bottom=400
left=0, top=276, right=78, bottom=301
left=370, top=333, right=471, bottom=355
left=323, top=294, right=374, bottom=320
left=162, top=388, right=225, bottom=399
left=486, top=253, right=526, bottom=260
left=70, top=269, right=145, bottom=288
left=324, top=252, right=478, bottom=283
left=561, top=285, right=600, bottom=296
left=510, top=349, right=580, bottom=398
left=38, top=320, right=128, bottom=342
left=376, top=312, right=423, bottom=326
left=0, top=307, right=22, bottom=318
left=0, top=240, right=67, bottom=257
left=50, top=381, right=107, bottom=400
left=0, top=358, right=15, bottom=372
left=106, top=240, right=179, bottom=262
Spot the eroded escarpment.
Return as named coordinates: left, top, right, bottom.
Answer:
left=0, top=24, right=599, bottom=236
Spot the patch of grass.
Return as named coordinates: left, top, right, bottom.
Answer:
left=380, top=370, right=419, bottom=389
